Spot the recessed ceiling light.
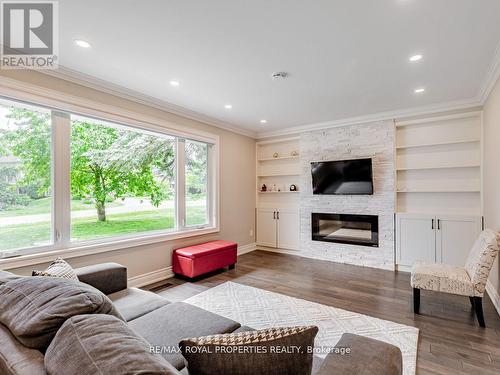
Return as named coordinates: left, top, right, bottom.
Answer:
left=169, top=80, right=180, bottom=87
left=260, top=119, right=267, bottom=124
left=414, top=88, right=425, bottom=93
left=74, top=39, right=91, bottom=48
left=409, top=54, right=423, bottom=62
left=224, top=104, right=232, bottom=109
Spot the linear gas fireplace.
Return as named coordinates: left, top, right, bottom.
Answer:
left=311, top=213, right=378, bottom=247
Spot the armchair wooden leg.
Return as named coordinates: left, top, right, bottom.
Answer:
left=473, top=296, right=485, bottom=327
left=413, top=288, right=420, bottom=314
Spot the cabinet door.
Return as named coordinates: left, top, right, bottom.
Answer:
left=257, top=208, right=277, bottom=248
left=436, top=215, right=482, bottom=267
left=277, top=208, right=300, bottom=250
left=396, top=213, right=436, bottom=267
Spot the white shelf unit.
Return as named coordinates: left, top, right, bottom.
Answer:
left=256, top=137, right=301, bottom=199
left=395, top=112, right=483, bottom=215
left=256, top=137, right=300, bottom=251
left=394, top=111, right=483, bottom=271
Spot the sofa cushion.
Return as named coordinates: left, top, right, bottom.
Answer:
left=0, top=324, right=46, bottom=375
left=0, top=277, right=124, bottom=350
left=32, top=258, right=78, bottom=280
left=129, top=302, right=241, bottom=370
left=75, top=262, right=127, bottom=295
left=0, top=271, right=22, bottom=286
left=179, top=325, right=318, bottom=375
left=316, top=333, right=402, bottom=375
left=45, top=314, right=180, bottom=375
left=108, top=287, right=171, bottom=321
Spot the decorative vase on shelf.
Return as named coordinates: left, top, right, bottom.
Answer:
left=290, top=184, right=297, bottom=191
left=261, top=184, right=267, bottom=192
left=291, top=150, right=299, bottom=157
left=273, top=152, right=279, bottom=158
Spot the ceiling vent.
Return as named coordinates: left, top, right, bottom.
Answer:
left=271, top=72, right=288, bottom=80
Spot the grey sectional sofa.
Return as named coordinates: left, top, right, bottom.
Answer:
left=0, top=262, right=403, bottom=375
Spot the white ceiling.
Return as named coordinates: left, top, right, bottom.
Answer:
left=57, top=0, right=500, bottom=136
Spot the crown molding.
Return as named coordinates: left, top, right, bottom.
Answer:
left=39, top=52, right=500, bottom=140
left=477, top=39, right=500, bottom=105
left=40, top=66, right=257, bottom=138
left=256, top=98, right=481, bottom=138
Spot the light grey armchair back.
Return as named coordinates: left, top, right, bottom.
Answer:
left=464, top=229, right=500, bottom=297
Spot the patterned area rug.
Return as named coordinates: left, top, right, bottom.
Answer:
left=184, top=281, right=418, bottom=375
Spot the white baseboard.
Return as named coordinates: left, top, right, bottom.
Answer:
left=128, top=267, right=174, bottom=288
left=395, top=264, right=412, bottom=273
left=486, top=280, right=500, bottom=316
left=128, top=242, right=257, bottom=288
left=238, top=242, right=257, bottom=255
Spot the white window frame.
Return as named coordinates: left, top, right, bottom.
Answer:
left=0, top=81, right=220, bottom=270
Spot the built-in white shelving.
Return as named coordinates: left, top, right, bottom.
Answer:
left=395, top=111, right=482, bottom=215
left=396, top=163, right=480, bottom=171
left=258, top=155, right=300, bottom=162
left=256, top=137, right=301, bottom=251
left=256, top=138, right=300, bottom=202
left=395, top=138, right=480, bottom=149
left=257, top=173, right=301, bottom=177
left=258, top=191, right=299, bottom=194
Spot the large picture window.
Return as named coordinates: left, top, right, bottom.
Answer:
left=0, top=97, right=217, bottom=259
left=70, top=115, right=177, bottom=242
left=185, top=139, right=209, bottom=227
left=0, top=100, right=53, bottom=255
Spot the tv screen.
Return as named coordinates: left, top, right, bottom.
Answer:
left=311, top=158, right=373, bottom=195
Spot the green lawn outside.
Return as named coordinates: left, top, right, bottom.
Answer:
left=0, top=206, right=207, bottom=252
left=0, top=198, right=123, bottom=218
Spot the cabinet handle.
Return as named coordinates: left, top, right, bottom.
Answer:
left=273, top=211, right=276, bottom=220
left=431, top=219, right=434, bottom=230
left=277, top=211, right=280, bottom=220
left=437, top=219, right=440, bottom=230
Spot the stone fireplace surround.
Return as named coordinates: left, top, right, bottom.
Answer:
left=298, top=120, right=395, bottom=270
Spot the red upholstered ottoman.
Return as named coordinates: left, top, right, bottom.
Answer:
left=172, top=240, right=237, bottom=278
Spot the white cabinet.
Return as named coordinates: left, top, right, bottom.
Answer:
left=277, top=208, right=300, bottom=250
left=396, top=214, right=436, bottom=266
left=257, top=208, right=277, bottom=248
left=257, top=208, right=300, bottom=250
left=396, top=213, right=482, bottom=268
left=436, top=215, right=482, bottom=266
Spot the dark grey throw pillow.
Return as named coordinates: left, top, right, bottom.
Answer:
left=180, top=325, right=318, bottom=375
left=0, top=276, right=124, bottom=350
left=45, top=314, right=179, bottom=375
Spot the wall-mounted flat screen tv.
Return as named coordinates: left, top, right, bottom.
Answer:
left=311, top=158, right=373, bottom=195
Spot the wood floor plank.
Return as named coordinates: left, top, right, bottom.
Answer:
left=145, top=250, right=500, bottom=374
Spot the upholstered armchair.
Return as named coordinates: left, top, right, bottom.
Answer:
left=410, top=229, right=500, bottom=327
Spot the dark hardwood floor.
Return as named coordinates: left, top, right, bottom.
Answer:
left=145, top=250, right=500, bottom=375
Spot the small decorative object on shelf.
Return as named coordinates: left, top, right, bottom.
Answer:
left=290, top=184, right=297, bottom=192
left=291, top=150, right=299, bottom=157
left=261, top=184, right=267, bottom=192
left=273, top=152, right=279, bottom=158
left=272, top=184, right=277, bottom=192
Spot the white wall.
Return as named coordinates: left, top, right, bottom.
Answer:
left=0, top=70, right=256, bottom=278
left=483, top=75, right=500, bottom=310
